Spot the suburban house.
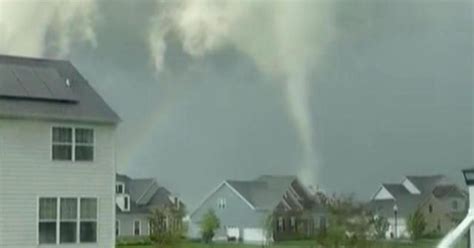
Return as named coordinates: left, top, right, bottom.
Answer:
left=370, top=175, right=467, bottom=239
left=115, top=174, right=184, bottom=239
left=0, top=55, right=120, bottom=247
left=188, top=175, right=327, bottom=243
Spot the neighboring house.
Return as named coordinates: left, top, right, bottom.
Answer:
left=0, top=55, right=120, bottom=247
left=370, top=175, right=467, bottom=239
left=115, top=174, right=184, bottom=239
left=188, top=175, right=326, bottom=243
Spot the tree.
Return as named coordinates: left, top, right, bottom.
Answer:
left=316, top=194, right=376, bottom=248
left=149, top=206, right=186, bottom=248
left=407, top=208, right=426, bottom=240
left=372, top=216, right=389, bottom=239
left=262, top=212, right=275, bottom=246
left=200, top=209, right=220, bottom=243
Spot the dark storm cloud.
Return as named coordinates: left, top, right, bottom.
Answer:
left=63, top=0, right=472, bottom=206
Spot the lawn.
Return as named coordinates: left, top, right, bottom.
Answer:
left=117, top=238, right=467, bottom=248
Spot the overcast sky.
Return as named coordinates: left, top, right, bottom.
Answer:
left=1, top=0, right=472, bottom=207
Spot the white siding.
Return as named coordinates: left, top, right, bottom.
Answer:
left=402, top=179, right=421, bottom=194
left=386, top=217, right=409, bottom=239
left=243, top=228, right=266, bottom=243
left=373, top=187, right=395, bottom=200
left=0, top=119, right=116, bottom=248
left=116, top=214, right=150, bottom=238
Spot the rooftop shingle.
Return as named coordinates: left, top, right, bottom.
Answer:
left=0, top=54, right=119, bottom=124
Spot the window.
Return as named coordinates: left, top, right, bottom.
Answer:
left=75, top=128, right=94, bottom=161
left=429, top=204, right=433, bottom=213
left=52, top=127, right=94, bottom=161
left=52, top=127, right=72, bottom=160
left=134, top=220, right=141, bottom=236
left=124, top=195, right=130, bottom=211
left=217, top=198, right=226, bottom=209
left=116, top=220, right=120, bottom=236
left=60, top=198, right=77, bottom=243
left=452, top=200, right=459, bottom=210
left=277, top=217, right=285, bottom=232
left=80, top=198, right=97, bottom=243
left=39, top=198, right=57, bottom=244
left=290, top=217, right=297, bottom=232
left=116, top=183, right=124, bottom=194
left=38, top=197, right=97, bottom=244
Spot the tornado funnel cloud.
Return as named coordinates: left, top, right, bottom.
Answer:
left=148, top=0, right=330, bottom=186
left=285, top=71, right=317, bottom=185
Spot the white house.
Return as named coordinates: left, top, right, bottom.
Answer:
left=370, top=175, right=467, bottom=239
left=0, top=55, right=120, bottom=247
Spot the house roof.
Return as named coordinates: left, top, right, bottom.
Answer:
left=371, top=194, right=425, bottom=218
left=372, top=175, right=465, bottom=218
left=372, top=183, right=424, bottom=217
left=190, top=175, right=324, bottom=218
left=227, top=175, right=297, bottom=210
left=382, top=183, right=410, bottom=198
left=0, top=54, right=119, bottom=124
left=405, top=175, right=446, bottom=193
left=116, top=174, right=179, bottom=214
left=432, top=185, right=466, bottom=198
left=227, top=175, right=321, bottom=212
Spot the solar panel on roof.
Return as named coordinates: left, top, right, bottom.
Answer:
left=11, top=65, right=52, bottom=98
left=33, top=67, right=78, bottom=102
left=0, top=63, right=77, bottom=102
left=0, top=64, right=27, bottom=96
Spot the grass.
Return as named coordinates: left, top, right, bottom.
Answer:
left=117, top=238, right=468, bottom=248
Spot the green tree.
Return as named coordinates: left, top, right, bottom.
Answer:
left=372, top=216, right=389, bottom=239
left=262, top=212, right=275, bottom=246
left=407, top=208, right=426, bottom=240
left=149, top=206, right=186, bottom=248
left=200, top=209, right=220, bottom=243
left=316, top=194, right=376, bottom=248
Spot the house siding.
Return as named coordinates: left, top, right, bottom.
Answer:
left=373, top=187, right=394, bottom=200
left=189, top=183, right=268, bottom=241
left=387, top=217, right=409, bottom=239
left=0, top=119, right=116, bottom=248
left=420, top=196, right=465, bottom=234
left=117, top=213, right=150, bottom=238
left=437, top=196, right=467, bottom=216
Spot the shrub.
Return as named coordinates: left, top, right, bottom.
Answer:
left=372, top=216, right=389, bottom=239
left=316, top=194, right=374, bottom=247
left=200, top=209, right=220, bottom=243
left=407, top=208, right=426, bottom=240
left=149, top=206, right=187, bottom=248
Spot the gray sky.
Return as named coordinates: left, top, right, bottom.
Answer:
left=5, top=0, right=471, bottom=207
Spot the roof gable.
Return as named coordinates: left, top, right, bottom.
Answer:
left=189, top=181, right=256, bottom=218
left=373, top=186, right=395, bottom=200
